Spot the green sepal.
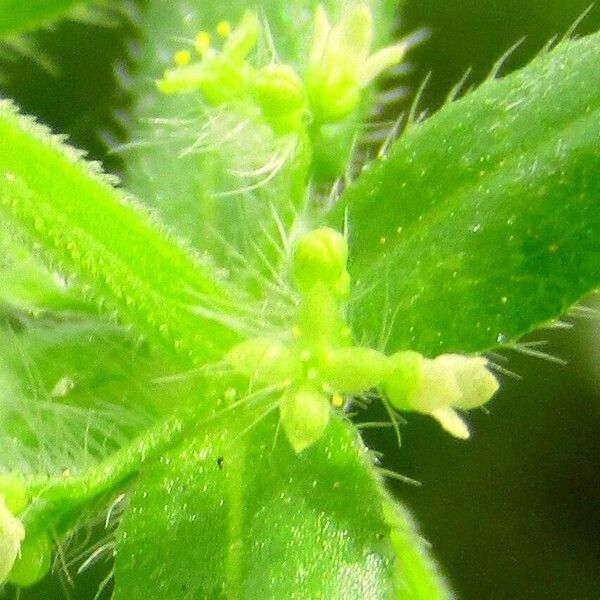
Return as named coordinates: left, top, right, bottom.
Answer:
left=280, top=386, right=331, bottom=453
left=7, top=532, right=52, bottom=588
left=0, top=473, right=28, bottom=515
left=382, top=351, right=422, bottom=411
left=226, top=337, right=301, bottom=386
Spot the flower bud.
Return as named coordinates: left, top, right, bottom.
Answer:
left=280, top=386, right=330, bottom=453
left=383, top=352, right=499, bottom=439
left=306, top=3, right=410, bottom=123
left=253, top=64, right=307, bottom=134
left=291, top=227, right=348, bottom=294
left=306, top=3, right=372, bottom=122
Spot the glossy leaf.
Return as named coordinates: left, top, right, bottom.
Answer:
left=329, top=33, right=600, bottom=355
left=114, top=412, right=452, bottom=599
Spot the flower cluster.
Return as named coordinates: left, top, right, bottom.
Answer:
left=157, top=4, right=413, bottom=133
left=227, top=227, right=500, bottom=452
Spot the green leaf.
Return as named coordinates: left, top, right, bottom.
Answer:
left=329, top=33, right=600, bottom=355
left=113, top=412, right=452, bottom=599
left=0, top=320, right=161, bottom=474
left=0, top=99, right=242, bottom=364
left=0, top=0, right=84, bottom=38
left=384, top=500, right=454, bottom=600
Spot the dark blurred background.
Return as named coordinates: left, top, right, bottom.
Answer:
left=1, top=1, right=599, bottom=598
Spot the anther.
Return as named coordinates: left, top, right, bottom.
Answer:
left=216, top=21, right=231, bottom=38
left=195, top=31, right=211, bottom=55
left=174, top=49, right=192, bottom=66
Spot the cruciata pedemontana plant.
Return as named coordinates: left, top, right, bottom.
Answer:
left=0, top=1, right=598, bottom=598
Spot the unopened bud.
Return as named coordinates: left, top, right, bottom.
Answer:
left=291, top=227, right=348, bottom=294
left=253, top=64, right=307, bottom=133
left=383, top=352, right=499, bottom=439
left=280, top=386, right=330, bottom=453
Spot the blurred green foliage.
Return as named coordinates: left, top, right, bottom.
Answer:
left=0, top=0, right=598, bottom=598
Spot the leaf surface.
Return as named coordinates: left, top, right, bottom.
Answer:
left=113, top=412, right=452, bottom=599
left=329, top=34, right=600, bottom=355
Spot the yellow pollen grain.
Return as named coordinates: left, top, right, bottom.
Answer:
left=216, top=20, right=231, bottom=38
left=332, top=393, right=344, bottom=408
left=195, top=31, right=211, bottom=55
left=174, top=49, right=192, bottom=66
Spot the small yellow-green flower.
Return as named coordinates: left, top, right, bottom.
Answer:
left=156, top=11, right=259, bottom=103
left=157, top=12, right=307, bottom=135
left=227, top=227, right=500, bottom=452
left=306, top=3, right=410, bottom=123
left=383, top=352, right=500, bottom=439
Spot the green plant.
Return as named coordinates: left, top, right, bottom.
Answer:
left=0, top=1, right=599, bottom=598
